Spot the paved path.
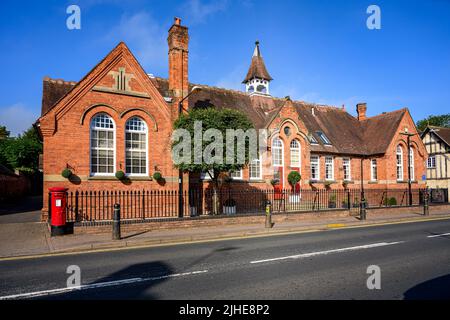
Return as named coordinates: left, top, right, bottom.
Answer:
left=1, top=207, right=450, bottom=259
left=0, top=218, right=449, bottom=300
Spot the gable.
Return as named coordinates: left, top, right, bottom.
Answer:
left=38, top=42, right=171, bottom=135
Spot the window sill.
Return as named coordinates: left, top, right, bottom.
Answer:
left=88, top=176, right=117, bottom=181
left=368, top=181, right=378, bottom=184
left=249, top=179, right=265, bottom=183
left=126, top=176, right=153, bottom=181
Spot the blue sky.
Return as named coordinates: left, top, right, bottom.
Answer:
left=1, top=0, right=449, bottom=136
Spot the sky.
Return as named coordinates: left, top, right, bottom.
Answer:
left=0, top=0, right=449, bottom=136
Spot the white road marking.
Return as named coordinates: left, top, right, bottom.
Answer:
left=0, top=270, right=208, bottom=300
left=250, top=242, right=405, bottom=264
left=427, top=232, right=450, bottom=238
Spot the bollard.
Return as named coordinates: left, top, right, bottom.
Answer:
left=423, top=191, right=429, bottom=216
left=112, top=203, right=121, bottom=240
left=265, top=200, right=273, bottom=228
left=360, top=198, right=367, bottom=221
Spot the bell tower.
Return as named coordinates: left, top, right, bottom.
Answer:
left=243, top=41, right=273, bottom=96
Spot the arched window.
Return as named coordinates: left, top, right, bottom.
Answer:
left=90, top=113, right=115, bottom=175
left=409, top=147, right=415, bottom=181
left=272, top=137, right=283, bottom=167
left=290, top=140, right=301, bottom=168
left=125, top=117, right=148, bottom=175
left=396, top=145, right=403, bottom=181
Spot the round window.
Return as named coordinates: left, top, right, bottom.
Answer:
left=284, top=126, right=291, bottom=136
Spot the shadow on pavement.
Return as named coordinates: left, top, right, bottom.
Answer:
left=0, top=195, right=42, bottom=215
left=403, top=274, right=450, bottom=300
left=41, top=261, right=173, bottom=300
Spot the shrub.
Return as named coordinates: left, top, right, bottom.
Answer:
left=387, top=197, right=397, bottom=206
left=152, top=171, right=162, bottom=181
left=288, top=171, right=301, bottom=188
left=115, top=170, right=125, bottom=180
left=270, top=178, right=280, bottom=186
left=61, top=168, right=72, bottom=179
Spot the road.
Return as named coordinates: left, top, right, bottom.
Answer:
left=0, top=218, right=450, bottom=300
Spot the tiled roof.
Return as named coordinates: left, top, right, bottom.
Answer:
left=425, top=126, right=450, bottom=147
left=40, top=75, right=406, bottom=156
left=242, top=41, right=273, bottom=83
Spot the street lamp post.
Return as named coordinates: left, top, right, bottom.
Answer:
left=177, top=86, right=202, bottom=218
left=400, top=131, right=416, bottom=206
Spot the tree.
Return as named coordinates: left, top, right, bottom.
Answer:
left=416, top=114, right=450, bottom=132
left=172, top=108, right=255, bottom=214
left=0, top=125, right=10, bottom=140
left=288, top=171, right=301, bottom=191
left=0, top=126, right=42, bottom=172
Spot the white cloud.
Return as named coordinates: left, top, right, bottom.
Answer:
left=105, top=12, right=167, bottom=72
left=181, top=0, right=229, bottom=24
left=0, top=103, right=39, bottom=137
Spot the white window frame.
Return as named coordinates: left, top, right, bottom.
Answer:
left=229, top=169, right=243, bottom=180
left=371, top=159, right=377, bottom=181
left=396, top=145, right=404, bottom=181
left=272, top=137, right=284, bottom=167
left=290, top=139, right=301, bottom=168
left=249, top=155, right=262, bottom=180
left=310, top=155, right=320, bottom=181
left=325, top=156, right=334, bottom=181
left=90, top=113, right=116, bottom=176
left=409, top=147, right=415, bottom=181
left=427, top=156, right=436, bottom=169
left=343, top=158, right=351, bottom=181
left=125, top=117, right=148, bottom=177
left=317, top=131, right=331, bottom=145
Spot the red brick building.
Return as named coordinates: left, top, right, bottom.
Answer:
left=36, top=18, right=427, bottom=218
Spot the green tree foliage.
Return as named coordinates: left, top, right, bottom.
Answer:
left=172, top=108, right=254, bottom=214
left=0, top=126, right=42, bottom=172
left=0, top=125, right=10, bottom=140
left=287, top=171, right=301, bottom=189
left=416, top=114, right=450, bottom=132
left=173, top=108, right=255, bottom=176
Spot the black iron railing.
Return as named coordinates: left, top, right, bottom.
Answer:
left=60, top=187, right=433, bottom=223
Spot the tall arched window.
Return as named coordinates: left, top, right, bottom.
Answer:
left=396, top=145, right=403, bottom=181
left=409, top=147, right=415, bottom=181
left=272, top=137, right=284, bottom=167
left=125, top=117, right=148, bottom=175
left=90, top=113, right=115, bottom=175
left=290, top=139, right=301, bottom=168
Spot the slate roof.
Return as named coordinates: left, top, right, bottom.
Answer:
left=39, top=75, right=407, bottom=157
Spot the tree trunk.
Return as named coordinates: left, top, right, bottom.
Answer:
left=212, top=179, right=219, bottom=215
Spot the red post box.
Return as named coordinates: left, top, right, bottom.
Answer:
left=49, top=187, right=68, bottom=236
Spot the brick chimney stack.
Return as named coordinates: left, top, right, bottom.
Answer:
left=357, top=103, right=367, bottom=121
left=168, top=17, right=189, bottom=101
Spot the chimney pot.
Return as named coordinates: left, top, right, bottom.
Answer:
left=356, top=103, right=367, bottom=121
left=174, top=17, right=181, bottom=25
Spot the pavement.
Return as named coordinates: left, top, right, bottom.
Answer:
left=0, top=218, right=450, bottom=300
left=0, top=201, right=449, bottom=259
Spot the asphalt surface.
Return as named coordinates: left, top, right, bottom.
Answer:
left=0, top=218, right=450, bottom=300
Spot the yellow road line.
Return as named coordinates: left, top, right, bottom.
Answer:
left=1, top=215, right=450, bottom=262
